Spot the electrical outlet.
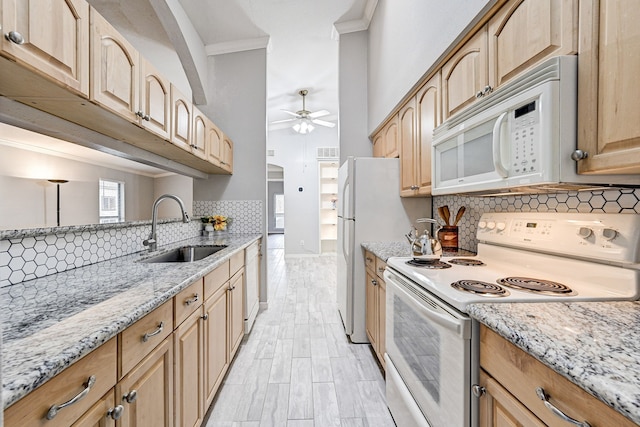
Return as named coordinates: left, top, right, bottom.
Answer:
left=300, top=240, right=304, bottom=247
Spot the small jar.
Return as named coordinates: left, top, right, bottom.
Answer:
left=438, top=225, right=459, bottom=250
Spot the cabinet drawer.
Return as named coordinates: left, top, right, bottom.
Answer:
left=364, top=250, right=375, bottom=271
left=375, top=257, right=387, bottom=278
left=119, top=300, right=173, bottom=378
left=204, top=260, right=229, bottom=300
left=5, top=338, right=117, bottom=427
left=230, top=250, right=244, bottom=276
left=480, top=326, right=636, bottom=427
left=174, top=279, right=203, bottom=327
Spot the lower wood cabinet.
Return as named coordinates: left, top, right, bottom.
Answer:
left=174, top=308, right=205, bottom=427
left=71, top=389, right=121, bottom=427
left=364, top=250, right=387, bottom=369
left=203, top=284, right=230, bottom=408
left=116, top=336, right=174, bottom=427
left=229, top=269, right=245, bottom=359
left=478, top=325, right=637, bottom=427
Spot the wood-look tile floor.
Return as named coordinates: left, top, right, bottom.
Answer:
left=204, top=235, right=396, bottom=427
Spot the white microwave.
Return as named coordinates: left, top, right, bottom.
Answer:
left=431, top=56, right=639, bottom=196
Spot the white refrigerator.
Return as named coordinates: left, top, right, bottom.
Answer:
left=337, top=157, right=430, bottom=343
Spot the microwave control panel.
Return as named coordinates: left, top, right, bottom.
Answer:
left=511, top=99, right=540, bottom=175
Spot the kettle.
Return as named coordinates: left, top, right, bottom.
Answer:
left=405, top=218, right=442, bottom=260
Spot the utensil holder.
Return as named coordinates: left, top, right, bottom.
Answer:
left=438, top=226, right=459, bottom=250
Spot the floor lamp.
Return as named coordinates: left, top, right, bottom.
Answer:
left=48, top=179, right=69, bottom=227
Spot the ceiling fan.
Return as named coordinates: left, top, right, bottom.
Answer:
left=271, top=89, right=336, bottom=134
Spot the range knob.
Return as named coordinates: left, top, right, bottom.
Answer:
left=478, top=221, right=487, bottom=229
left=577, top=227, right=593, bottom=239
left=496, top=222, right=506, bottom=231
left=486, top=221, right=496, bottom=230
left=602, top=228, right=618, bottom=241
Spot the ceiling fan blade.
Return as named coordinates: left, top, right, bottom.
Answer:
left=270, top=118, right=297, bottom=124
left=312, top=119, right=336, bottom=128
left=281, top=110, right=300, bottom=118
left=309, top=109, right=330, bottom=118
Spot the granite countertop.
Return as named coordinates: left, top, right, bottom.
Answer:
left=361, top=241, right=476, bottom=261
left=1, top=233, right=261, bottom=409
left=468, top=301, right=640, bottom=425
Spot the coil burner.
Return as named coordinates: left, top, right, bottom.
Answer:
left=451, top=280, right=509, bottom=297
left=406, top=259, right=452, bottom=269
left=497, top=277, right=574, bottom=295
left=447, top=258, right=485, bottom=266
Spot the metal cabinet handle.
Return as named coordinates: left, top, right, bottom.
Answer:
left=46, top=376, right=96, bottom=419
left=5, top=30, right=24, bottom=45
left=107, top=405, right=124, bottom=420
left=536, top=387, right=591, bottom=427
left=201, top=313, right=209, bottom=320
left=366, top=257, right=373, bottom=263
left=184, top=293, right=200, bottom=306
left=135, top=110, right=150, bottom=121
left=476, top=90, right=484, bottom=98
left=483, top=85, right=493, bottom=95
left=142, top=321, right=164, bottom=342
left=410, top=185, right=419, bottom=190
left=377, top=267, right=385, bottom=274
left=371, top=279, right=378, bottom=286
left=571, top=149, right=589, bottom=161
left=123, top=389, right=138, bottom=404
left=472, top=384, right=486, bottom=397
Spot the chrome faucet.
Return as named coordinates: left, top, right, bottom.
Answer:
left=143, top=194, right=190, bottom=252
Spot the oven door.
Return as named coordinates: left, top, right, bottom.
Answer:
left=384, top=268, right=475, bottom=427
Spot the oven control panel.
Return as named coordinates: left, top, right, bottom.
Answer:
left=476, top=212, right=640, bottom=264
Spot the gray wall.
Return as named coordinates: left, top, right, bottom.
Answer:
left=338, top=30, right=371, bottom=164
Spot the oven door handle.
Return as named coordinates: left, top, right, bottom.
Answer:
left=387, top=272, right=469, bottom=338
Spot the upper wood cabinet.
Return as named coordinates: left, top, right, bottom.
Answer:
left=372, top=132, right=385, bottom=157
left=488, top=0, right=578, bottom=88
left=0, top=0, right=89, bottom=97
left=442, top=28, right=488, bottom=120
left=192, top=106, right=208, bottom=160
left=170, top=83, right=192, bottom=152
left=577, top=0, right=640, bottom=174
left=371, top=115, right=399, bottom=158
left=207, top=121, right=223, bottom=167
left=220, top=135, right=234, bottom=173
left=399, top=98, right=418, bottom=195
left=90, top=8, right=139, bottom=123
left=139, top=58, right=171, bottom=140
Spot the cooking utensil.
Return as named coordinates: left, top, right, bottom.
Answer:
left=405, top=218, right=443, bottom=260
left=438, top=205, right=451, bottom=225
left=437, top=206, right=447, bottom=224
left=453, top=206, right=466, bottom=226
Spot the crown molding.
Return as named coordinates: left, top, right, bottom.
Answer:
left=334, top=0, right=378, bottom=35
left=205, top=36, right=270, bottom=56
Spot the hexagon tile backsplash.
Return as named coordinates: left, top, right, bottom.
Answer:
left=433, top=188, right=640, bottom=252
left=1, top=200, right=263, bottom=288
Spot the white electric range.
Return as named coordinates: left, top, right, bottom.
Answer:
left=383, top=212, right=640, bottom=427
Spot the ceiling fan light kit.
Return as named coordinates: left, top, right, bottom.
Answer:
left=271, top=89, right=336, bottom=133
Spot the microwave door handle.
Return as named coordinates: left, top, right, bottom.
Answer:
left=492, top=112, right=509, bottom=178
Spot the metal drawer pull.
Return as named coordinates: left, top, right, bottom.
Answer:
left=46, top=375, right=96, bottom=419
left=472, top=384, right=486, bottom=397
left=107, top=405, right=124, bottom=420
left=5, top=30, right=24, bottom=45
left=536, top=387, right=591, bottom=427
left=185, top=293, right=200, bottom=306
left=142, top=321, right=164, bottom=342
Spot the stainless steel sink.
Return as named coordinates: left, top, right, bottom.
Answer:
left=140, top=245, right=227, bottom=263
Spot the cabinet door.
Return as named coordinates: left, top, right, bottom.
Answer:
left=117, top=337, right=173, bottom=427
left=478, top=371, right=545, bottom=427
left=174, top=309, right=204, bottom=427
left=0, top=0, right=89, bottom=97
left=416, top=72, right=441, bottom=195
left=383, top=115, right=399, bottom=158
left=488, top=0, right=577, bottom=88
left=365, top=269, right=378, bottom=351
left=577, top=0, right=640, bottom=174
left=372, top=132, right=385, bottom=158
left=207, top=122, right=223, bottom=167
left=170, top=83, right=192, bottom=152
left=229, top=269, right=245, bottom=359
left=220, top=135, right=233, bottom=172
left=442, top=27, right=488, bottom=119
left=71, top=390, right=119, bottom=427
left=204, top=285, right=229, bottom=408
left=377, top=276, right=386, bottom=370
left=191, top=106, right=208, bottom=160
left=139, top=58, right=170, bottom=139
left=90, top=8, right=139, bottom=122
left=399, top=98, right=418, bottom=196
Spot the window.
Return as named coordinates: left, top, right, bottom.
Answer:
left=274, top=193, right=285, bottom=229
left=99, top=179, right=124, bottom=223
